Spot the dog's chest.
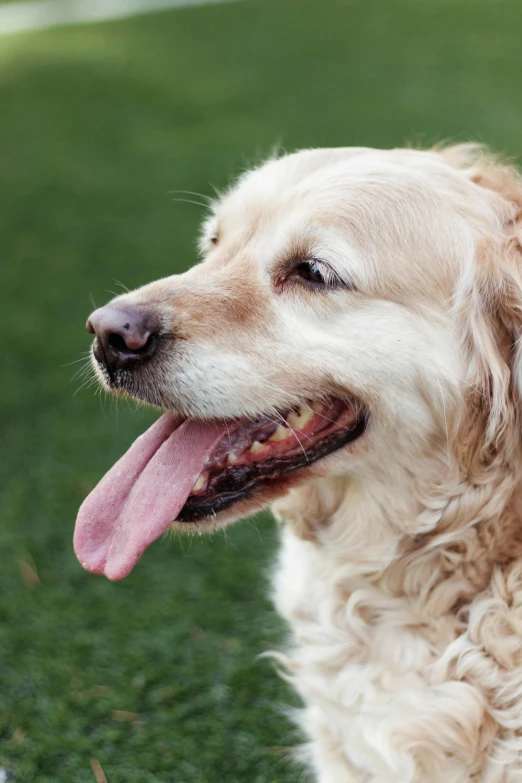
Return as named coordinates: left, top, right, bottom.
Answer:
left=273, top=528, right=439, bottom=675
left=271, top=529, right=485, bottom=783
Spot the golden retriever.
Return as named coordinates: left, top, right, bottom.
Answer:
left=75, top=144, right=522, bottom=782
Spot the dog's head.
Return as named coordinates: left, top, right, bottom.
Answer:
left=74, top=145, right=522, bottom=579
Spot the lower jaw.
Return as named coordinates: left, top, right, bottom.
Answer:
left=177, top=415, right=367, bottom=523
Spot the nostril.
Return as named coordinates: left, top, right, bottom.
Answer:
left=108, top=332, right=130, bottom=354
left=141, top=333, right=158, bottom=355
left=107, top=331, right=157, bottom=356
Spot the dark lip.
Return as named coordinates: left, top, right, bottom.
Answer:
left=176, top=415, right=367, bottom=522
left=92, top=347, right=169, bottom=406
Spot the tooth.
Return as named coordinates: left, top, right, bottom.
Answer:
left=311, top=401, right=325, bottom=414
left=269, top=424, right=292, bottom=442
left=287, top=404, right=313, bottom=430
left=228, top=452, right=238, bottom=464
left=249, top=440, right=265, bottom=454
left=192, top=474, right=206, bottom=493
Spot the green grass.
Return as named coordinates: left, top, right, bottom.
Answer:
left=1, top=0, right=522, bottom=781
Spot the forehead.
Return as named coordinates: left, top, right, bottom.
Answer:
left=215, top=147, right=460, bottom=226
left=209, top=148, right=478, bottom=251
left=204, top=148, right=476, bottom=298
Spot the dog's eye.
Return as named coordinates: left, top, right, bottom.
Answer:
left=293, top=260, right=340, bottom=290
left=297, top=261, right=324, bottom=284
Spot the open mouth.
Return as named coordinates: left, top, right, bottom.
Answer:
left=179, top=398, right=365, bottom=521
left=74, top=396, right=366, bottom=581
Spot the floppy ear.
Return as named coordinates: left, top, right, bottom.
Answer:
left=475, top=232, right=522, bottom=451
left=444, top=146, right=522, bottom=458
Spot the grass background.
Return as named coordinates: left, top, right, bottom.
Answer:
left=1, top=0, right=522, bottom=781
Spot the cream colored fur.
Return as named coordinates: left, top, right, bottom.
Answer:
left=271, top=147, right=522, bottom=783
left=105, top=144, right=522, bottom=782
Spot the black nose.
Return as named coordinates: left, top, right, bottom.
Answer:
left=87, top=305, right=160, bottom=372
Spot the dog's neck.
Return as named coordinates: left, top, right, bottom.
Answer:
left=273, top=443, right=522, bottom=598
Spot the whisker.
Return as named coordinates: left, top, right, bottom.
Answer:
left=70, top=364, right=93, bottom=383
left=73, top=375, right=99, bottom=397
left=210, top=184, right=224, bottom=200
left=113, top=278, right=130, bottom=293
left=61, top=354, right=91, bottom=368
left=232, top=370, right=302, bottom=406
left=171, top=197, right=210, bottom=209
left=272, top=409, right=310, bottom=463
left=169, top=189, right=214, bottom=205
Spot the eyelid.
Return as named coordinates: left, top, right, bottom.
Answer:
left=280, top=255, right=357, bottom=292
left=296, top=258, right=343, bottom=289
left=273, top=256, right=353, bottom=293
left=312, top=259, right=340, bottom=287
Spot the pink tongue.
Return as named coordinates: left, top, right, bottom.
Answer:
left=73, top=413, right=228, bottom=581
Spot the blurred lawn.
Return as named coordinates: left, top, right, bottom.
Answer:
left=1, top=0, right=522, bottom=781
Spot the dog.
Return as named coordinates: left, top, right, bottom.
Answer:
left=75, top=144, right=522, bottom=782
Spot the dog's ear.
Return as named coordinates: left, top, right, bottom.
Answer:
left=473, top=232, right=522, bottom=451
left=444, top=146, right=522, bottom=456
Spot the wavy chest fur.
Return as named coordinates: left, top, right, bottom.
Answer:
left=271, top=472, right=522, bottom=783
